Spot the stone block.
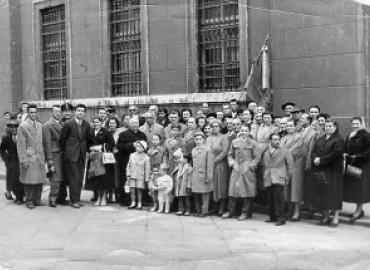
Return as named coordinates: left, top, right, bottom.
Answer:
left=167, top=45, right=186, bottom=70
left=272, top=59, right=306, bottom=89
left=334, top=22, right=364, bottom=54
left=150, top=69, right=186, bottom=95
left=329, top=53, right=364, bottom=87
left=271, top=28, right=305, bottom=59
left=302, top=56, right=330, bottom=88
left=304, top=24, right=335, bottom=56
left=147, top=0, right=168, bottom=22
left=149, top=46, right=167, bottom=71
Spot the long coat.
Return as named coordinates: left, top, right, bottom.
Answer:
left=182, top=129, right=195, bottom=155
left=173, top=162, right=192, bottom=197
left=147, top=146, right=165, bottom=169
left=307, top=131, right=344, bottom=211
left=17, top=118, right=46, bottom=185
left=343, top=129, right=370, bottom=203
left=228, top=137, right=260, bottom=198
left=163, top=137, right=184, bottom=175
left=206, top=134, right=230, bottom=201
left=139, top=122, right=164, bottom=147
left=191, top=146, right=214, bottom=193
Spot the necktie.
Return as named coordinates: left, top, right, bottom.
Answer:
left=77, top=121, right=82, bottom=136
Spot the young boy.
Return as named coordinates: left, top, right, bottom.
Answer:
left=148, top=166, right=160, bottom=212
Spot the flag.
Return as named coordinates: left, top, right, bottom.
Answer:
left=244, top=56, right=263, bottom=102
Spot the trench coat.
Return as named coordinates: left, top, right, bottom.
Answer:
left=307, top=131, right=344, bottom=211
left=228, top=137, right=260, bottom=198
left=343, top=129, right=370, bottom=203
left=255, top=124, right=278, bottom=152
left=17, top=118, right=46, bottom=185
left=163, top=137, right=184, bottom=175
left=206, top=133, right=230, bottom=201
left=172, top=162, right=192, bottom=197
left=191, top=146, right=214, bottom=193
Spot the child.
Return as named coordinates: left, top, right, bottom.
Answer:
left=172, top=148, right=193, bottom=216
left=147, top=134, right=164, bottom=170
left=191, top=131, right=214, bottom=217
left=155, top=164, right=173, bottom=213
left=148, top=166, right=160, bottom=211
left=126, top=140, right=150, bottom=209
left=163, top=126, right=184, bottom=175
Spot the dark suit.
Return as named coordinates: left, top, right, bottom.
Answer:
left=60, top=118, right=90, bottom=204
left=43, top=118, right=63, bottom=203
left=0, top=134, right=24, bottom=201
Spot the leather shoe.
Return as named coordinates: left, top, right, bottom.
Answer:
left=27, top=203, right=35, bottom=209
left=275, top=220, right=286, bottom=226
left=349, top=210, right=365, bottom=224
left=265, top=218, right=277, bottom=223
left=49, top=202, right=57, bottom=208
left=290, top=216, right=301, bottom=222
left=238, top=213, right=248, bottom=221
left=78, top=202, right=84, bottom=207
left=222, top=212, right=232, bottom=219
left=71, top=203, right=80, bottom=209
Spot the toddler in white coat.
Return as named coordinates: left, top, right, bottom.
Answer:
left=155, top=163, right=173, bottom=213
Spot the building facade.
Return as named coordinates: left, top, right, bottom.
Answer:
left=0, top=0, right=369, bottom=132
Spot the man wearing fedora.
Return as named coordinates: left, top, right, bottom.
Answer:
left=0, top=114, right=24, bottom=204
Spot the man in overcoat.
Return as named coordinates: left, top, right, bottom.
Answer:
left=60, top=104, right=90, bottom=208
left=17, top=104, right=46, bottom=209
left=43, top=105, right=63, bottom=207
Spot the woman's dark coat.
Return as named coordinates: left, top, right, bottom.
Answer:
left=307, top=130, right=344, bottom=211
left=343, top=129, right=370, bottom=203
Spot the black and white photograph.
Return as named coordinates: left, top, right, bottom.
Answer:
left=0, top=0, right=370, bottom=269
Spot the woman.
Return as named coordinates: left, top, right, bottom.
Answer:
left=343, top=117, right=370, bottom=223
left=203, top=124, right=212, bottom=138
left=223, top=125, right=260, bottom=221
left=206, top=121, right=230, bottom=215
left=308, top=120, right=344, bottom=227
left=86, top=116, right=114, bottom=206
left=196, top=117, right=207, bottom=132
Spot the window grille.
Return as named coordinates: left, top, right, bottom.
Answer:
left=198, top=0, right=240, bottom=92
left=41, top=5, right=67, bottom=100
left=110, top=0, right=143, bottom=97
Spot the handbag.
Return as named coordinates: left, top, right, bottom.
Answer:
left=344, top=156, right=362, bottom=179
left=312, top=169, right=329, bottom=186
left=102, top=144, right=116, bottom=164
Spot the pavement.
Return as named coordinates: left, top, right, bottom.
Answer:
left=0, top=164, right=370, bottom=269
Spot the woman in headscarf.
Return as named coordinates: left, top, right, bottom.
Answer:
left=343, top=117, right=370, bottom=223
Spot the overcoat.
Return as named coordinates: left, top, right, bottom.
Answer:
left=343, top=129, right=370, bottom=203
left=163, top=123, right=187, bottom=140
left=139, top=122, right=164, bottom=147
left=172, top=162, right=192, bottom=197
left=206, top=134, right=230, bottom=201
left=182, top=129, right=196, bottom=155
left=147, top=145, right=165, bottom=169
left=307, top=131, right=344, bottom=211
left=255, top=124, right=278, bottom=152
left=228, top=136, right=260, bottom=198
left=17, top=118, right=46, bottom=184
left=191, top=146, right=214, bottom=193
left=126, top=152, right=150, bottom=182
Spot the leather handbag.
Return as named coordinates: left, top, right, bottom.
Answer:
left=344, top=156, right=362, bottom=179
left=102, top=144, right=116, bottom=164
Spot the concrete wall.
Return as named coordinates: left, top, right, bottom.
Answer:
left=270, top=0, right=367, bottom=132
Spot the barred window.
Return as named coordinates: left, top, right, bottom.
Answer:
left=110, top=0, right=142, bottom=97
left=41, top=5, right=67, bottom=100
left=198, top=0, right=240, bottom=93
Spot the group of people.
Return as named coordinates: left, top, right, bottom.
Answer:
left=1, top=99, right=370, bottom=227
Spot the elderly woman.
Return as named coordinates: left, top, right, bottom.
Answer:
left=222, top=125, right=260, bottom=221
left=206, top=121, right=230, bottom=215
left=308, top=120, right=344, bottom=227
left=86, top=116, right=114, bottom=206
left=343, top=117, right=370, bottom=223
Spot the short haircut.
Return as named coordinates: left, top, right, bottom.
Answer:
left=52, top=105, right=61, bottom=110
left=270, top=132, right=281, bottom=140
left=75, top=104, right=87, bottom=111
left=108, top=117, right=120, bottom=127
left=92, top=115, right=103, bottom=122
left=309, top=105, right=321, bottom=112
left=317, top=113, right=330, bottom=120
left=3, top=112, right=11, bottom=116
left=182, top=108, right=192, bottom=116
left=243, top=109, right=254, bottom=119
left=152, top=133, right=162, bottom=141
left=351, top=116, right=363, bottom=123
left=27, top=103, right=37, bottom=112
left=169, top=110, right=180, bottom=116
left=98, top=107, right=106, bottom=112
left=286, top=119, right=296, bottom=126
left=262, top=112, right=273, bottom=118
left=230, top=98, right=238, bottom=104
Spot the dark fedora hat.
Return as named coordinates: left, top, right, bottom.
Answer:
left=281, top=102, right=296, bottom=111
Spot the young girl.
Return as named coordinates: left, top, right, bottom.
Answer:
left=155, top=163, right=173, bottom=213
left=191, top=131, right=214, bottom=217
left=126, top=140, right=150, bottom=209
left=173, top=148, right=193, bottom=216
left=148, top=166, right=160, bottom=212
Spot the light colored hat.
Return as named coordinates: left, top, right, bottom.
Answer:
left=135, top=140, right=148, bottom=151
left=141, top=111, right=154, bottom=118
left=193, top=131, right=205, bottom=138
left=159, top=163, right=169, bottom=171
left=173, top=148, right=183, bottom=158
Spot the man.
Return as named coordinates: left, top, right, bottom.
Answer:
left=222, top=104, right=231, bottom=117
left=163, top=110, right=187, bottom=140
left=229, top=99, right=239, bottom=118
left=3, top=112, right=11, bottom=124
left=105, top=106, right=117, bottom=119
left=181, top=109, right=192, bottom=124
left=156, top=108, right=170, bottom=127
left=278, top=117, right=289, bottom=138
left=60, top=103, right=74, bottom=126
left=139, top=112, right=164, bottom=147
left=281, top=102, right=295, bottom=118
left=98, top=107, right=108, bottom=128
left=201, top=103, right=210, bottom=115
left=262, top=133, right=294, bottom=226
left=248, top=101, right=257, bottom=113
left=42, top=105, right=63, bottom=208
left=17, top=104, right=46, bottom=209
left=20, top=102, right=29, bottom=122
left=128, top=105, right=145, bottom=126
left=60, top=104, right=90, bottom=209
left=291, top=108, right=305, bottom=127
left=149, top=105, right=159, bottom=120
left=116, top=117, right=147, bottom=205
left=308, top=105, right=320, bottom=120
